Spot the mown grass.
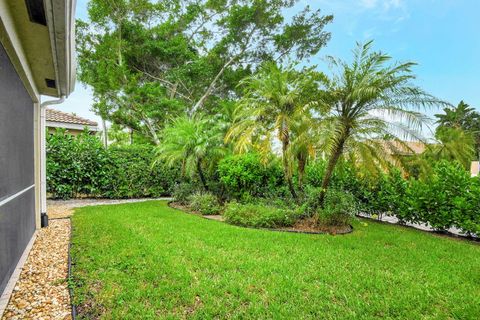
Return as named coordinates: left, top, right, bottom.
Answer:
left=71, top=201, right=480, bottom=319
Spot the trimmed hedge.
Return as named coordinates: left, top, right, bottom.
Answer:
left=305, top=159, right=480, bottom=235
left=47, top=130, right=180, bottom=199
left=398, top=161, right=480, bottom=235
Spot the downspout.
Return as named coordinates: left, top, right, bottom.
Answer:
left=40, top=96, right=65, bottom=228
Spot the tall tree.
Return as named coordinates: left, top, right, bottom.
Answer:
left=77, top=0, right=333, bottom=144
left=316, top=41, right=448, bottom=205
left=226, top=62, right=322, bottom=199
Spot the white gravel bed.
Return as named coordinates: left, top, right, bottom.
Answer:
left=1, top=220, right=71, bottom=320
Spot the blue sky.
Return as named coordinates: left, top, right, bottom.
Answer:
left=57, top=0, right=480, bottom=126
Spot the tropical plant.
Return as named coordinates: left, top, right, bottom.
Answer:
left=435, top=101, right=480, bottom=160
left=226, top=62, right=321, bottom=199
left=155, top=115, right=226, bottom=190
left=316, top=41, right=448, bottom=205
left=423, top=126, right=475, bottom=169
left=77, top=0, right=332, bottom=143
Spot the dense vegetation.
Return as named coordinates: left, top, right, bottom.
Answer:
left=71, top=0, right=480, bottom=235
left=46, top=130, right=180, bottom=199
left=71, top=201, right=480, bottom=319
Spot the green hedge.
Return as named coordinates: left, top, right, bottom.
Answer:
left=305, top=159, right=480, bottom=235
left=398, top=161, right=480, bottom=235
left=47, top=130, right=180, bottom=199
left=218, top=153, right=285, bottom=199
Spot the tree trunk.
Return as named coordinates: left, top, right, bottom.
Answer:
left=297, top=155, right=306, bottom=191
left=102, top=118, right=108, bottom=148
left=318, top=131, right=349, bottom=206
left=282, top=139, right=297, bottom=199
left=197, top=159, right=209, bottom=191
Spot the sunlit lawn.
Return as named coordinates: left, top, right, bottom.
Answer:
left=71, top=201, right=480, bottom=319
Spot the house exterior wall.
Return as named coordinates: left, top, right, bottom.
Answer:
left=0, top=41, right=36, bottom=295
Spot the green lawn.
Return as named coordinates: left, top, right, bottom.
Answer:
left=71, top=201, right=480, bottom=319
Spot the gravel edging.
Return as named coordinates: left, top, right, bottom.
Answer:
left=1, top=219, right=71, bottom=320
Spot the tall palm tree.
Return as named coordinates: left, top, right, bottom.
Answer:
left=155, top=115, right=225, bottom=190
left=317, top=41, right=448, bottom=205
left=226, top=62, right=320, bottom=199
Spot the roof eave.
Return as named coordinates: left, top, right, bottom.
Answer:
left=44, top=0, right=76, bottom=98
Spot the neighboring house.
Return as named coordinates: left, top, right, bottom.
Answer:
left=0, top=0, right=75, bottom=312
left=379, top=140, right=427, bottom=156
left=46, top=108, right=99, bottom=135
left=471, top=161, right=479, bottom=177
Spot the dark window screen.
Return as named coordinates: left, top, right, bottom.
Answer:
left=0, top=42, right=36, bottom=295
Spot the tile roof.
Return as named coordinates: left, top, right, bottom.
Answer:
left=46, top=108, right=98, bottom=127
left=377, top=140, right=427, bottom=155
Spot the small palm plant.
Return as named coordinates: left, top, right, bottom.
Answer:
left=155, top=115, right=226, bottom=191
left=226, top=62, right=320, bottom=199
left=317, top=40, right=449, bottom=205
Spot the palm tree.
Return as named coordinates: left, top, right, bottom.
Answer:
left=155, top=115, right=225, bottom=190
left=317, top=41, right=448, bottom=205
left=435, top=101, right=480, bottom=161
left=424, top=127, right=475, bottom=169
left=226, top=62, right=320, bottom=199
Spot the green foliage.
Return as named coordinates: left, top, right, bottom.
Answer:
left=47, top=130, right=179, bottom=199
left=218, top=153, right=284, bottom=199
left=435, top=100, right=480, bottom=157
left=226, top=62, right=323, bottom=199
left=172, top=183, right=198, bottom=205
left=316, top=40, right=448, bottom=204
left=224, top=202, right=297, bottom=228
left=156, top=115, right=227, bottom=191
left=77, top=0, right=332, bottom=143
left=318, top=190, right=357, bottom=227
left=399, top=161, right=480, bottom=235
left=189, top=192, right=222, bottom=215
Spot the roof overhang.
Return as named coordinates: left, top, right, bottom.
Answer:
left=0, top=0, right=76, bottom=99
left=46, top=120, right=99, bottom=132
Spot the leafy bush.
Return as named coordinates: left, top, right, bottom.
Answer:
left=224, top=202, right=298, bottom=228
left=218, top=153, right=284, bottom=199
left=172, top=183, right=198, bottom=205
left=318, top=190, right=357, bottom=227
left=189, top=192, right=222, bottom=215
left=399, top=161, right=480, bottom=234
left=47, top=130, right=180, bottom=199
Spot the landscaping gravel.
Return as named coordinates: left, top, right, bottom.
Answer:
left=2, top=198, right=171, bottom=319
left=1, top=219, right=71, bottom=320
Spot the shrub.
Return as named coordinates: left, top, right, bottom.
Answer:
left=189, top=192, right=222, bottom=215
left=399, top=161, right=480, bottom=234
left=47, top=130, right=180, bottom=199
left=172, top=183, right=198, bottom=205
left=318, top=190, right=357, bottom=227
left=224, top=202, right=298, bottom=228
left=218, top=153, right=284, bottom=199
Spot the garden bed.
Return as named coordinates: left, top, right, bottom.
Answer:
left=169, top=202, right=353, bottom=235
